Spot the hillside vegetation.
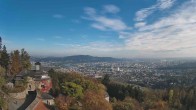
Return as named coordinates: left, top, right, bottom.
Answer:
left=48, top=69, right=112, bottom=110
left=48, top=70, right=196, bottom=110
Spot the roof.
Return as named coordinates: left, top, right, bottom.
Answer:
left=15, top=70, right=50, bottom=81
left=41, top=93, right=54, bottom=100
left=35, top=62, right=41, bottom=65
left=34, top=100, right=49, bottom=110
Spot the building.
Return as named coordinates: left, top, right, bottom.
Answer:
left=13, top=62, right=52, bottom=93
left=9, top=62, right=54, bottom=109
left=40, top=93, right=55, bottom=106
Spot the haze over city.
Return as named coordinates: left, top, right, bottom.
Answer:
left=1, top=0, right=196, bottom=58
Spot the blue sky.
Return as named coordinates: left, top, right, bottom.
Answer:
left=0, top=0, right=196, bottom=58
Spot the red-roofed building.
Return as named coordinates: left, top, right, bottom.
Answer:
left=34, top=100, right=49, bottom=110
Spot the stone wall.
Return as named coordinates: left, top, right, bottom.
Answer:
left=9, top=89, right=28, bottom=99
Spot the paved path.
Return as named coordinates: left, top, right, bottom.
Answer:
left=8, top=98, right=26, bottom=110
left=17, top=92, right=36, bottom=110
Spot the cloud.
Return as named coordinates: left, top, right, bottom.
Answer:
left=126, top=0, right=196, bottom=55
left=92, top=16, right=130, bottom=31
left=53, top=14, right=64, bottom=19
left=103, top=5, right=120, bottom=14
left=135, top=5, right=157, bottom=22
left=134, top=22, right=146, bottom=28
left=54, top=43, right=73, bottom=47
left=91, top=23, right=107, bottom=31
left=135, top=0, right=176, bottom=21
left=55, top=41, right=123, bottom=52
left=158, top=0, right=176, bottom=10
left=83, top=7, right=131, bottom=31
left=49, top=1, right=195, bottom=58
left=84, top=7, right=96, bottom=16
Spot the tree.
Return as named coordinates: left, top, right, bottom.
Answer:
left=0, top=68, right=6, bottom=92
left=48, top=69, right=61, bottom=97
left=0, top=45, right=9, bottom=72
left=102, top=74, right=110, bottom=85
left=111, top=97, right=117, bottom=103
left=0, top=76, right=5, bottom=87
left=61, top=82, right=83, bottom=99
left=82, top=90, right=112, bottom=110
left=20, top=48, right=31, bottom=70
left=10, top=50, right=22, bottom=75
left=55, top=95, right=73, bottom=110
left=113, top=101, right=134, bottom=110
left=169, top=89, right=174, bottom=106
left=0, top=66, right=5, bottom=76
left=0, top=96, right=5, bottom=110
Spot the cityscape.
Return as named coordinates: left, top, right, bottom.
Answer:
left=1, top=0, right=196, bottom=110
left=36, top=56, right=196, bottom=89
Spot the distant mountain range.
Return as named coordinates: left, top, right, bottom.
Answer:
left=31, top=55, right=196, bottom=63
left=31, top=55, right=123, bottom=63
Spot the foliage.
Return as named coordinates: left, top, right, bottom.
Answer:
left=10, top=50, right=22, bottom=75
left=168, top=89, right=174, bottom=105
left=49, top=69, right=196, bottom=110
left=49, top=70, right=112, bottom=110
left=102, top=74, right=110, bottom=85
left=20, top=48, right=31, bottom=70
left=61, top=82, right=83, bottom=99
left=0, top=76, right=5, bottom=88
left=0, top=66, right=5, bottom=76
left=113, top=101, right=133, bottom=110
left=10, top=49, right=31, bottom=75
left=82, top=90, right=112, bottom=110
left=106, top=81, right=144, bottom=101
left=112, top=97, right=142, bottom=110
left=0, top=45, right=9, bottom=72
left=48, top=70, right=101, bottom=97
left=55, top=95, right=73, bottom=110
left=0, top=96, right=5, bottom=109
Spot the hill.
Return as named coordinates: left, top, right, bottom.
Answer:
left=31, top=55, right=122, bottom=63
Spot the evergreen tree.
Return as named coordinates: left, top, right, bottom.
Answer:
left=10, top=50, right=21, bottom=75
left=0, top=66, right=5, bottom=76
left=102, top=74, right=110, bottom=85
left=20, top=48, right=31, bottom=70
left=0, top=45, right=9, bottom=72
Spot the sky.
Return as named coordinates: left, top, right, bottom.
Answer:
left=0, top=0, right=196, bottom=58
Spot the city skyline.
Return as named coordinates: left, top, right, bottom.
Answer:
left=1, top=0, right=196, bottom=58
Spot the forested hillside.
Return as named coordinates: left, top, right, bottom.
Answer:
left=48, top=70, right=196, bottom=110
left=48, top=69, right=112, bottom=110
